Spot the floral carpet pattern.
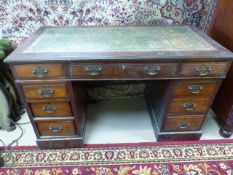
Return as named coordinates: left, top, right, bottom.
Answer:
left=1, top=142, right=233, bottom=174
left=0, top=0, right=219, bottom=45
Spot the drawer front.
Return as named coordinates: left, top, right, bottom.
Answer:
left=70, top=63, right=177, bottom=78
left=179, top=62, right=228, bottom=77
left=23, top=84, right=69, bottom=100
left=30, top=101, right=72, bottom=117
left=37, top=120, right=76, bottom=136
left=125, top=63, right=177, bottom=77
left=163, top=115, right=203, bottom=131
left=167, top=98, right=209, bottom=114
left=70, top=64, right=123, bottom=78
left=13, top=64, right=66, bottom=79
left=171, top=80, right=217, bottom=97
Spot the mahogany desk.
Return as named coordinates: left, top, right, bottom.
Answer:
left=5, top=26, right=233, bottom=149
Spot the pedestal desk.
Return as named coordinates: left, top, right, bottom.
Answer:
left=5, top=26, right=233, bottom=149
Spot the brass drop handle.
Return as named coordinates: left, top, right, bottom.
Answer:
left=183, top=103, right=197, bottom=111
left=188, top=85, right=203, bottom=94
left=195, top=65, right=213, bottom=76
left=85, top=65, right=103, bottom=75
left=42, top=105, right=57, bottom=113
left=39, top=88, right=54, bottom=97
left=177, top=122, right=190, bottom=129
left=49, top=126, right=62, bottom=132
left=32, top=66, right=49, bottom=78
left=144, top=66, right=161, bottom=75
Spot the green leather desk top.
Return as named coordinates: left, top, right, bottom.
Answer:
left=5, top=26, right=233, bottom=62
left=25, top=26, right=215, bottom=53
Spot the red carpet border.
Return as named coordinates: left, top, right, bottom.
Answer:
left=1, top=141, right=233, bottom=174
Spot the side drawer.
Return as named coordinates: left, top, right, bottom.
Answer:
left=70, top=63, right=123, bottom=78
left=30, top=101, right=72, bottom=117
left=125, top=63, right=178, bottom=77
left=13, top=64, right=66, bottom=79
left=22, top=83, right=69, bottom=100
left=179, top=62, right=228, bottom=77
left=170, top=80, right=218, bottom=98
left=163, top=115, right=203, bottom=131
left=36, top=120, right=76, bottom=136
left=167, top=98, right=210, bottom=114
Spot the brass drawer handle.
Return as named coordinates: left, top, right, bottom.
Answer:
left=144, top=66, right=161, bottom=75
left=85, top=65, right=103, bottom=76
left=183, top=103, right=197, bottom=111
left=177, top=122, right=190, bottom=129
left=42, top=105, right=57, bottom=113
left=49, top=126, right=62, bottom=132
left=188, top=85, right=203, bottom=94
left=32, top=66, right=49, bottom=78
left=195, top=65, right=213, bottom=76
left=39, top=88, right=54, bottom=97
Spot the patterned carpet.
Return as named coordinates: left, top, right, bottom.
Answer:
left=1, top=141, right=233, bottom=174
left=1, top=0, right=219, bottom=45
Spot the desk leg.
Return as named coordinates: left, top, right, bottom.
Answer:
left=219, top=106, right=233, bottom=138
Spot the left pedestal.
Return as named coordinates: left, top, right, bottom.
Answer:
left=11, top=63, right=87, bottom=149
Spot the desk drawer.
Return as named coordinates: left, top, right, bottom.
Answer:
left=13, top=64, right=66, bottom=79
left=179, top=62, right=228, bottom=77
left=37, top=120, right=76, bottom=136
left=70, top=63, right=177, bottom=78
left=23, top=83, right=69, bottom=100
left=170, top=80, right=217, bottom=98
left=70, top=64, right=122, bottom=78
left=30, top=101, right=72, bottom=117
left=163, top=115, right=203, bottom=131
left=125, top=63, right=177, bottom=77
left=167, top=98, right=209, bottom=114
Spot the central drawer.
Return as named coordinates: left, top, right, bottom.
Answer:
left=69, top=63, right=177, bottom=78
left=30, top=101, right=72, bottom=117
